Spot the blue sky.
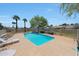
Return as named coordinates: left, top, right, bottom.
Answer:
left=0, top=3, right=79, bottom=28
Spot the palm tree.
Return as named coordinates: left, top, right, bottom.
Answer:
left=23, top=18, right=27, bottom=32
left=12, top=22, right=16, bottom=28
left=60, top=3, right=79, bottom=16
left=13, top=15, right=20, bottom=32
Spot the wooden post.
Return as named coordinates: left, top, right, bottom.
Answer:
left=77, top=29, right=79, bottom=56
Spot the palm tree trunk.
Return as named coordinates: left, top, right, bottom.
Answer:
left=24, top=21, right=26, bottom=32
left=16, top=20, right=18, bottom=32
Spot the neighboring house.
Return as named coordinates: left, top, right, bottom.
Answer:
left=65, top=25, right=74, bottom=29
left=54, top=26, right=64, bottom=29
left=54, top=25, right=77, bottom=29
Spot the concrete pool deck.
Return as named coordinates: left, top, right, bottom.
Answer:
left=1, top=33, right=76, bottom=56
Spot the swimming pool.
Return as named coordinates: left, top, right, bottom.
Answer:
left=24, top=32, right=54, bottom=46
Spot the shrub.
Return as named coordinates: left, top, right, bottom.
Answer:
left=40, top=30, right=45, bottom=33
left=48, top=31, right=54, bottom=35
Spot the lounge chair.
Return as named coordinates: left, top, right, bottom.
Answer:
left=0, top=38, right=6, bottom=47
left=0, top=38, right=6, bottom=43
left=0, top=33, right=8, bottom=40
left=0, top=49, right=16, bottom=56
left=0, top=38, right=19, bottom=47
left=5, top=39, right=19, bottom=45
left=0, top=33, right=7, bottom=38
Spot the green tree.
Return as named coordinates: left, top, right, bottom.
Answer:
left=0, top=23, right=3, bottom=30
left=71, top=23, right=74, bottom=26
left=61, top=23, right=69, bottom=26
left=30, top=15, right=48, bottom=32
left=13, top=15, right=20, bottom=32
left=23, top=18, right=27, bottom=32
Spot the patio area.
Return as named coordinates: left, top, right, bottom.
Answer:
left=1, top=33, right=76, bottom=56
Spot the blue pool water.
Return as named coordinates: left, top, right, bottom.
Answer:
left=24, top=32, right=54, bottom=46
